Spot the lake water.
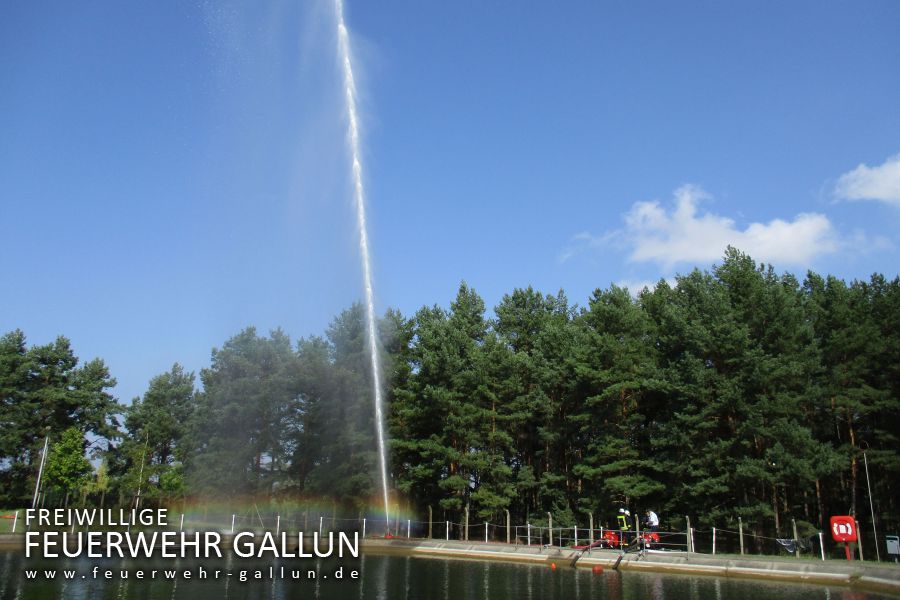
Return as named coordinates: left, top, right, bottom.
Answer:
left=0, top=550, right=893, bottom=600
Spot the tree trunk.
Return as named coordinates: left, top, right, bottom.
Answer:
left=815, top=478, right=824, bottom=527
left=772, top=483, right=780, bottom=535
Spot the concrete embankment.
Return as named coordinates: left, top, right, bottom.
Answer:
left=2, top=533, right=898, bottom=595
left=362, top=538, right=900, bottom=596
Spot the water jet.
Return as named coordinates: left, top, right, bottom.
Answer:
left=333, top=0, right=391, bottom=534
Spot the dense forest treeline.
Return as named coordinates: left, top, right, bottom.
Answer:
left=2, top=248, right=898, bottom=545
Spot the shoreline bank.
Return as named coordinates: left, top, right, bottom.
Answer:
left=2, top=533, right=897, bottom=595
left=361, top=538, right=900, bottom=596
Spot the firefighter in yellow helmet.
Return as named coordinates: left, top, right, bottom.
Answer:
left=617, top=508, right=632, bottom=546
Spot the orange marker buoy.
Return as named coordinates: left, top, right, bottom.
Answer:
left=592, top=565, right=603, bottom=574
left=550, top=562, right=557, bottom=571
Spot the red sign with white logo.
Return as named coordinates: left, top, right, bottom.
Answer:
left=830, top=516, right=857, bottom=542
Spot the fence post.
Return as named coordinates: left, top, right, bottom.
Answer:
left=319, top=516, right=323, bottom=537
left=819, top=532, right=825, bottom=561
left=686, top=516, right=692, bottom=553
left=407, top=519, right=411, bottom=539
left=428, top=506, right=433, bottom=539
left=636, top=507, right=641, bottom=544
left=792, top=518, right=799, bottom=558
left=12, top=511, right=18, bottom=533
left=527, top=522, right=531, bottom=546
left=505, top=510, right=511, bottom=544
left=589, top=513, right=594, bottom=546
left=739, top=517, right=744, bottom=555
left=445, top=520, right=449, bottom=541
left=276, top=515, right=280, bottom=536
left=712, top=527, right=716, bottom=555
left=485, top=522, right=488, bottom=543
left=362, top=518, right=366, bottom=539
left=180, top=513, right=184, bottom=531
left=548, top=513, right=553, bottom=547
left=575, top=525, right=578, bottom=546
left=231, top=514, right=235, bottom=534
left=856, top=520, right=865, bottom=561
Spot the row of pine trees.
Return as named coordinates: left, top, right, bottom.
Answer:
left=2, top=248, right=897, bottom=547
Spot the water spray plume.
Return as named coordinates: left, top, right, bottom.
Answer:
left=334, top=0, right=391, bottom=534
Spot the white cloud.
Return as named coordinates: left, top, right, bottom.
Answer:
left=834, top=154, right=900, bottom=205
left=558, top=230, right=616, bottom=263
left=618, top=185, right=840, bottom=269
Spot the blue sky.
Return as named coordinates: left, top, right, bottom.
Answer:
left=2, top=1, right=899, bottom=404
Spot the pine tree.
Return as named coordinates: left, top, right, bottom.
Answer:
left=189, top=327, right=298, bottom=497
left=573, top=285, right=665, bottom=521
left=118, top=364, right=196, bottom=505
left=0, top=331, right=119, bottom=505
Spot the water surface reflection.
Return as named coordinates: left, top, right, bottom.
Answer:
left=0, top=551, right=892, bottom=600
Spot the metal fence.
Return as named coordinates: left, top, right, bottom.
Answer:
left=1, top=508, right=888, bottom=562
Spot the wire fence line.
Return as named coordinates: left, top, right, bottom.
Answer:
left=5, top=508, right=878, bottom=562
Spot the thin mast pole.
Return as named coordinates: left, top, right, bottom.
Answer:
left=863, top=451, right=880, bottom=562
left=32, top=436, right=49, bottom=509
left=134, top=431, right=149, bottom=509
